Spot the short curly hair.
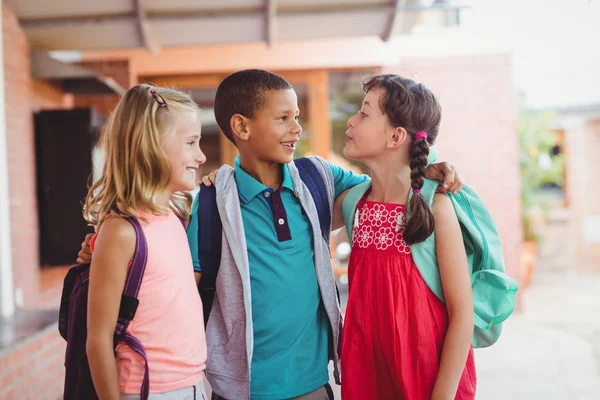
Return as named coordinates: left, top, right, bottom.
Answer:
left=214, top=69, right=292, bottom=145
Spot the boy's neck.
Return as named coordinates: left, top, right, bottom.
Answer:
left=367, top=161, right=412, bottom=204
left=239, top=155, right=284, bottom=189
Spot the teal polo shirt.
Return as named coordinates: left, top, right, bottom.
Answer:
left=187, top=158, right=368, bottom=399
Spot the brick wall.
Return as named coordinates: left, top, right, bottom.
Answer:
left=2, top=3, right=40, bottom=307
left=383, top=54, right=522, bottom=279
left=1, top=6, right=67, bottom=396
left=564, top=118, right=600, bottom=273
left=0, top=326, right=65, bottom=399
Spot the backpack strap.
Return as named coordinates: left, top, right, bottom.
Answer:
left=115, top=217, right=148, bottom=334
left=197, top=184, right=222, bottom=326
left=170, top=201, right=188, bottom=229
left=294, top=157, right=344, bottom=309
left=120, top=334, right=150, bottom=398
left=341, top=181, right=371, bottom=243
left=294, top=157, right=331, bottom=245
left=406, top=179, right=446, bottom=304
left=113, top=216, right=150, bottom=400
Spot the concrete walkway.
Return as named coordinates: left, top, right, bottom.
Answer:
left=476, top=271, right=600, bottom=400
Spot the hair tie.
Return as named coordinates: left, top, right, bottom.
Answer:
left=150, top=89, right=167, bottom=107
left=415, top=132, right=427, bottom=140
left=413, top=189, right=422, bottom=194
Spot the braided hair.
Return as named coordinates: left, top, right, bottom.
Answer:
left=362, top=74, right=442, bottom=244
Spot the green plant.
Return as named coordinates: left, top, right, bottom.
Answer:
left=518, top=108, right=563, bottom=243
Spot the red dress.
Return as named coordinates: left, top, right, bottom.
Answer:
left=341, top=197, right=476, bottom=400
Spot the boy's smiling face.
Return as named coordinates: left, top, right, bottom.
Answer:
left=239, top=88, right=302, bottom=164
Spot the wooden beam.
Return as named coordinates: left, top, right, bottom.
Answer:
left=133, top=0, right=160, bottom=55
left=277, top=3, right=393, bottom=16
left=142, top=70, right=325, bottom=90
left=142, top=70, right=323, bottom=89
left=265, top=0, right=277, bottom=47
left=81, top=38, right=402, bottom=76
left=20, top=13, right=133, bottom=29
left=141, top=74, right=227, bottom=88
left=307, top=70, right=331, bottom=158
left=18, top=3, right=394, bottom=28
left=31, top=79, right=72, bottom=110
left=275, top=70, right=324, bottom=85
left=381, top=0, right=407, bottom=42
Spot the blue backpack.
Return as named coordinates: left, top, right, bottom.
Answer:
left=195, top=157, right=332, bottom=325
left=342, top=179, right=518, bottom=348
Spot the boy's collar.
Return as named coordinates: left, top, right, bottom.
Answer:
left=234, top=156, right=295, bottom=203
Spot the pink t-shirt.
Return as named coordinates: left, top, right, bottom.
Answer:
left=92, top=210, right=206, bottom=393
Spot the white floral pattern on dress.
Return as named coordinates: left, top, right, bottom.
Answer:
left=375, top=226, right=395, bottom=250
left=394, top=231, right=411, bottom=254
left=387, top=207, right=402, bottom=225
left=354, top=224, right=375, bottom=248
left=368, top=203, right=389, bottom=227
left=358, top=204, right=369, bottom=225
left=353, top=202, right=411, bottom=255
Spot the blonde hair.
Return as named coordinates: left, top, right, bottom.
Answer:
left=83, top=84, right=200, bottom=228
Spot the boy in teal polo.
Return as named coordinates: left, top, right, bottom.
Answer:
left=188, top=69, right=461, bottom=400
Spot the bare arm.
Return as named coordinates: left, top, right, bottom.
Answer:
left=86, top=217, right=135, bottom=400
left=431, top=194, right=474, bottom=400
left=194, top=272, right=202, bottom=285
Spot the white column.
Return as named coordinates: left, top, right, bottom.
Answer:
left=0, top=4, right=15, bottom=317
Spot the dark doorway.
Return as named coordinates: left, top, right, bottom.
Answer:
left=34, top=108, right=103, bottom=266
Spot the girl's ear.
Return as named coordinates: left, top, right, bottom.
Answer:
left=387, top=126, right=408, bottom=149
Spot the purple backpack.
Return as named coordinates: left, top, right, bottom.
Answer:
left=59, top=217, right=150, bottom=400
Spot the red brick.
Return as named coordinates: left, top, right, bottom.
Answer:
left=0, top=328, right=64, bottom=398
left=2, top=3, right=40, bottom=306
left=563, top=119, right=600, bottom=272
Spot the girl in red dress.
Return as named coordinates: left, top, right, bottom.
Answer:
left=338, top=75, right=476, bottom=400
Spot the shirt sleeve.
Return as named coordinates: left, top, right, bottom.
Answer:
left=187, top=192, right=201, bottom=272
left=327, top=162, right=370, bottom=198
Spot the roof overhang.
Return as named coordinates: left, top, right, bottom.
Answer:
left=30, top=51, right=126, bottom=95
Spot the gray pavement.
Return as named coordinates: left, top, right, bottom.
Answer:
left=476, top=271, right=600, bottom=400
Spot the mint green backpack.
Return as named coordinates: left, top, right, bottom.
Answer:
left=342, top=179, right=518, bottom=348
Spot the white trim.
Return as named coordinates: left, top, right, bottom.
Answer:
left=0, top=4, right=15, bottom=317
